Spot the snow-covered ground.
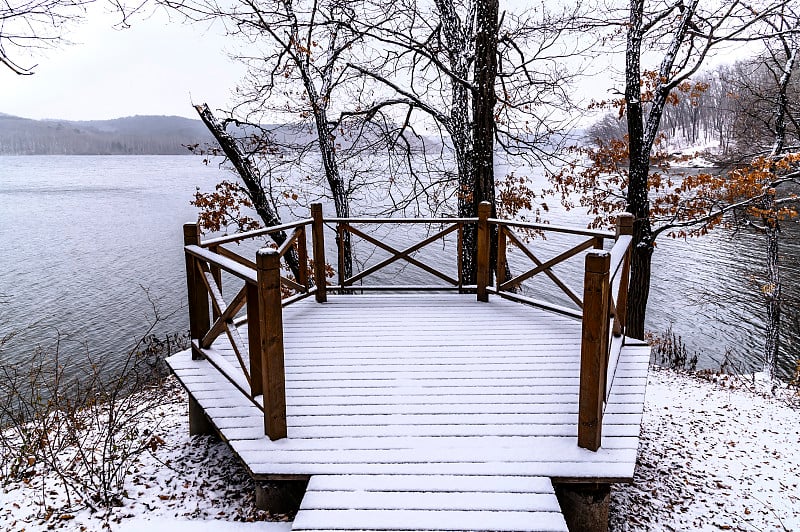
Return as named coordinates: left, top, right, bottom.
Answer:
left=1, top=370, right=798, bottom=531
left=611, top=369, right=800, bottom=532
left=666, top=140, right=720, bottom=168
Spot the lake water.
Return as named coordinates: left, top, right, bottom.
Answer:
left=1, top=155, right=798, bottom=379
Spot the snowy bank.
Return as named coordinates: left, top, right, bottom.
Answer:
left=1, top=370, right=798, bottom=531
left=610, top=369, right=800, bottom=531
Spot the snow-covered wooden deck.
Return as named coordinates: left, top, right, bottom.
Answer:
left=167, top=293, right=650, bottom=532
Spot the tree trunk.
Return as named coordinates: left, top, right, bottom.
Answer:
left=771, top=47, right=797, bottom=156
left=194, top=104, right=301, bottom=280
left=760, top=44, right=796, bottom=379
left=764, top=218, right=781, bottom=381
left=469, top=0, right=499, bottom=284
left=309, top=102, right=353, bottom=281
left=434, top=0, right=475, bottom=285
left=299, top=52, right=354, bottom=282
left=623, top=1, right=652, bottom=339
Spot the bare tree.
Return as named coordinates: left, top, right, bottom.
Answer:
left=618, top=0, right=791, bottom=338
left=341, top=0, right=588, bottom=282
left=0, top=0, right=147, bottom=75
left=0, top=0, right=91, bottom=74
left=161, top=0, right=380, bottom=278
left=729, top=4, right=800, bottom=380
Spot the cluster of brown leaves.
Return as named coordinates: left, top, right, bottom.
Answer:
left=552, top=134, right=716, bottom=233
left=554, top=137, right=800, bottom=239
left=279, top=257, right=335, bottom=299
left=725, top=154, right=800, bottom=223
left=191, top=180, right=261, bottom=234
left=496, top=172, right=548, bottom=223
left=589, top=70, right=710, bottom=118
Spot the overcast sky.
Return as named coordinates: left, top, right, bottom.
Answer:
left=0, top=7, right=243, bottom=121
left=0, top=3, right=757, bottom=124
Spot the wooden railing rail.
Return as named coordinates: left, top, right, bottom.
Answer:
left=325, top=217, right=476, bottom=224
left=488, top=218, right=615, bottom=240
left=578, top=213, right=635, bottom=451
left=200, top=219, right=312, bottom=248
left=183, top=209, right=329, bottom=441
left=332, top=217, right=470, bottom=291
left=487, top=203, right=614, bottom=319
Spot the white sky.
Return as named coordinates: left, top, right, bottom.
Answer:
left=0, top=2, right=755, bottom=124
left=0, top=6, right=244, bottom=121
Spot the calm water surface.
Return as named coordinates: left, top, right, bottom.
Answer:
left=1, top=156, right=222, bottom=375
left=1, top=155, right=797, bottom=379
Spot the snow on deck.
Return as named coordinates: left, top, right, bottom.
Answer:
left=166, top=294, right=650, bottom=531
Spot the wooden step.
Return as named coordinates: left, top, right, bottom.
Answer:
left=291, top=474, right=568, bottom=532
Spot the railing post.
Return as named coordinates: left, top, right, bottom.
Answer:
left=184, top=222, right=210, bottom=360
left=476, top=201, right=491, bottom=302
left=616, top=213, right=635, bottom=239
left=246, top=281, right=263, bottom=398
left=496, top=225, right=507, bottom=292
left=208, top=244, right=222, bottom=321
left=256, top=248, right=288, bottom=440
left=578, top=250, right=611, bottom=451
left=296, top=226, right=309, bottom=291
left=337, top=223, right=346, bottom=291
left=311, top=204, right=327, bottom=303
left=457, top=222, right=464, bottom=291
left=613, top=213, right=635, bottom=337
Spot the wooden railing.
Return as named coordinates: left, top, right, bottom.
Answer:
left=183, top=202, right=635, bottom=449
left=183, top=215, right=321, bottom=441
left=487, top=216, right=614, bottom=319
left=577, top=213, right=634, bottom=451
left=330, top=216, right=473, bottom=291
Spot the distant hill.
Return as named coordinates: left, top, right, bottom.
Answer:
left=0, top=113, right=445, bottom=156
left=0, top=114, right=215, bottom=155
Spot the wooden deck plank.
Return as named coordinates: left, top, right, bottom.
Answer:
left=286, top=402, right=643, bottom=416
left=282, top=412, right=644, bottom=427
left=292, top=509, right=568, bottom=531
left=230, top=435, right=641, bottom=452
left=233, top=446, right=637, bottom=466
left=247, top=461, right=635, bottom=479
left=284, top=362, right=584, bottom=371
left=299, top=490, right=560, bottom=511
left=216, top=423, right=641, bottom=441
left=306, top=474, right=556, bottom=493
left=294, top=473, right=567, bottom=532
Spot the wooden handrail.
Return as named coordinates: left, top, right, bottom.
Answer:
left=577, top=212, right=635, bottom=451
left=325, top=217, right=476, bottom=224
left=185, top=207, right=637, bottom=448
left=200, top=219, right=312, bottom=247
left=608, top=235, right=633, bottom=281
left=214, top=246, right=257, bottom=270
left=490, top=218, right=614, bottom=240
left=610, top=214, right=634, bottom=339
left=185, top=245, right=258, bottom=284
